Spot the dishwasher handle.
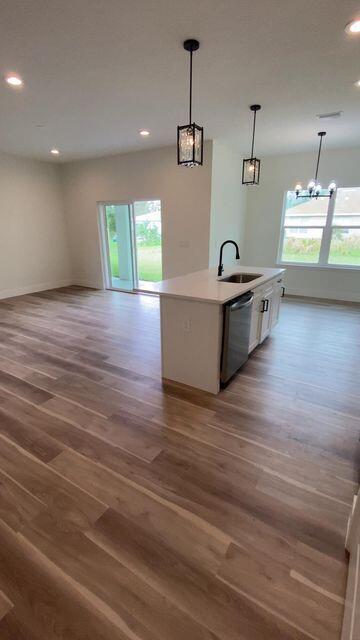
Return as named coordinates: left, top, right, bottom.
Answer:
left=229, top=293, right=254, bottom=312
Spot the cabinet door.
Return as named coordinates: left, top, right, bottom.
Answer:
left=259, top=286, right=273, bottom=343
left=248, top=290, right=262, bottom=353
left=342, top=491, right=360, bottom=640
left=270, top=278, right=283, bottom=330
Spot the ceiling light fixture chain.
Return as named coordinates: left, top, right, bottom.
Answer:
left=314, top=131, right=325, bottom=182
left=250, top=105, right=259, bottom=158
left=189, top=46, right=193, bottom=124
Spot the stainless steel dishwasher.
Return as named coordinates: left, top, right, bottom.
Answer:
left=220, top=291, right=254, bottom=384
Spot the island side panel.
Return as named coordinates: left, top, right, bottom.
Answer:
left=160, top=296, right=223, bottom=394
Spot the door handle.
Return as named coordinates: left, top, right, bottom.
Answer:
left=230, top=294, right=254, bottom=311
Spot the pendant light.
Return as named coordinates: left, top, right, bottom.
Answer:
left=294, top=132, right=336, bottom=199
left=242, top=104, right=261, bottom=185
left=177, top=39, right=204, bottom=167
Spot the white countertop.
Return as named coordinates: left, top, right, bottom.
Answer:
left=136, top=265, right=285, bottom=304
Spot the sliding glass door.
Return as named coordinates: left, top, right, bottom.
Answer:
left=100, top=200, right=162, bottom=291
left=102, top=204, right=134, bottom=291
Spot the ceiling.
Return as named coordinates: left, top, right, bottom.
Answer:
left=0, top=0, right=360, bottom=161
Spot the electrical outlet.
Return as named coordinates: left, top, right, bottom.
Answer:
left=183, top=318, right=191, bottom=333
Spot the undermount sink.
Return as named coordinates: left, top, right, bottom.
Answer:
left=220, top=273, right=261, bottom=283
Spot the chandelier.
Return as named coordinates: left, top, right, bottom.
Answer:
left=295, top=132, right=336, bottom=199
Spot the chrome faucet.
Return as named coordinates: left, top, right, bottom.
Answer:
left=217, top=240, right=240, bottom=277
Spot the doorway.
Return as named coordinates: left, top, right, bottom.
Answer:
left=99, top=200, right=162, bottom=291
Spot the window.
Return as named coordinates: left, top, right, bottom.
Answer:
left=278, top=188, right=360, bottom=268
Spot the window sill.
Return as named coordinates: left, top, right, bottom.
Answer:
left=276, top=262, right=360, bottom=271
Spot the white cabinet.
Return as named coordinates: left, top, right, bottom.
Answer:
left=342, top=491, right=360, bottom=640
left=259, top=283, right=274, bottom=343
left=248, top=288, right=263, bottom=353
left=248, top=276, right=284, bottom=353
left=270, top=276, right=284, bottom=330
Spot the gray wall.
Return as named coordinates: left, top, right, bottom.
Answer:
left=0, top=152, right=72, bottom=299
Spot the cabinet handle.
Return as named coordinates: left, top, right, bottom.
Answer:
left=261, top=299, right=269, bottom=313
left=281, top=286, right=285, bottom=297
left=265, top=299, right=269, bottom=312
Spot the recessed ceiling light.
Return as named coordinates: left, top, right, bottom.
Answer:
left=139, top=130, right=150, bottom=136
left=345, top=19, right=360, bottom=34
left=50, top=148, right=60, bottom=155
left=5, top=74, right=23, bottom=87
left=355, top=80, right=360, bottom=87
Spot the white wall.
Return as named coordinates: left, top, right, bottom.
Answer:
left=209, top=141, right=247, bottom=269
left=0, top=152, right=72, bottom=299
left=60, top=142, right=213, bottom=287
left=242, top=147, right=360, bottom=302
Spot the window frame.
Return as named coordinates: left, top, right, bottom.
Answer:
left=277, top=189, right=360, bottom=270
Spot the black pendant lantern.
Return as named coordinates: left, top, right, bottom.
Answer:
left=294, top=132, right=336, bottom=199
left=242, top=104, right=261, bottom=185
left=177, top=39, right=204, bottom=167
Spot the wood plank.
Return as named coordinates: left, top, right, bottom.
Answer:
left=20, top=511, right=214, bottom=640
left=0, top=394, right=64, bottom=462
left=88, top=507, right=313, bottom=640
left=0, top=468, right=45, bottom=532
left=0, top=518, right=133, bottom=640
left=0, top=370, right=52, bottom=405
left=0, top=435, right=107, bottom=531
left=152, top=412, right=355, bottom=506
left=42, top=397, right=163, bottom=462
left=217, top=542, right=344, bottom=640
left=50, top=449, right=231, bottom=575
left=151, top=446, right=348, bottom=561
left=0, top=590, right=13, bottom=623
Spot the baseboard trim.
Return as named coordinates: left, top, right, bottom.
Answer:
left=72, top=279, right=103, bottom=290
left=0, top=279, right=74, bottom=301
left=285, top=287, right=360, bottom=304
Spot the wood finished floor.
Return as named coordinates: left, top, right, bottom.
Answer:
left=0, top=286, right=359, bottom=640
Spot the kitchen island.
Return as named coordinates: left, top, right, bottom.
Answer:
left=137, top=265, right=285, bottom=394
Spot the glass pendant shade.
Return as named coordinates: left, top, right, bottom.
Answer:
left=242, top=157, right=260, bottom=185
left=177, top=123, right=204, bottom=166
